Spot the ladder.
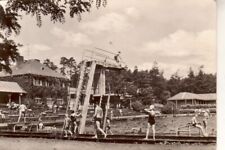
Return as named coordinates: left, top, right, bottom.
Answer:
left=79, top=61, right=96, bottom=134
left=71, top=61, right=87, bottom=112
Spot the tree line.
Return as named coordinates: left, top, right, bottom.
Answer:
left=43, top=58, right=216, bottom=106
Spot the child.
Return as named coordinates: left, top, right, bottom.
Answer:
left=63, top=114, right=72, bottom=137
left=17, top=104, right=27, bottom=123
left=38, top=113, right=44, bottom=131
left=70, top=110, right=81, bottom=135
left=202, top=109, right=210, bottom=134
left=105, top=117, right=113, bottom=135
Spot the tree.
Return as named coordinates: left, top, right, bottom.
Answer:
left=194, top=66, right=216, bottom=93
left=181, top=67, right=196, bottom=93
left=43, top=58, right=58, bottom=71
left=0, top=0, right=107, bottom=73
left=160, top=90, right=171, bottom=104
left=167, top=71, right=182, bottom=95
left=0, top=38, right=20, bottom=73
left=148, top=61, right=167, bottom=102
left=137, top=87, right=155, bottom=105
left=0, top=5, right=21, bottom=73
left=60, top=56, right=78, bottom=87
left=60, top=57, right=77, bottom=76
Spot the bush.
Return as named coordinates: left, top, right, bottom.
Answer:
left=178, top=109, right=195, bottom=114
left=209, top=108, right=216, bottom=113
left=161, top=102, right=178, bottom=114
left=178, top=108, right=216, bottom=114
left=180, top=104, right=216, bottom=109
left=131, top=101, right=145, bottom=112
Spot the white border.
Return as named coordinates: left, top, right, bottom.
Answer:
left=217, top=0, right=225, bottom=150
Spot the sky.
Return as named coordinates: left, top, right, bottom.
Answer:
left=3, top=0, right=216, bottom=78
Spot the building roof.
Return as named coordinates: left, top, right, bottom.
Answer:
left=168, top=92, right=201, bottom=100
left=168, top=92, right=217, bottom=101
left=0, top=81, right=26, bottom=93
left=198, top=93, right=216, bottom=101
left=0, top=59, right=67, bottom=79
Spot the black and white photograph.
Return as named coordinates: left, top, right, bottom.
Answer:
left=0, top=0, right=219, bottom=150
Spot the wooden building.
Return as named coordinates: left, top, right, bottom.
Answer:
left=0, top=57, right=69, bottom=106
left=168, top=92, right=216, bottom=108
left=0, top=81, right=27, bottom=104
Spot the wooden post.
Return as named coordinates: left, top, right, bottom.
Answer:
left=103, top=85, right=111, bottom=131
left=8, top=94, right=11, bottom=103
left=99, top=95, right=103, bottom=106
left=73, top=61, right=86, bottom=112
left=19, top=93, right=22, bottom=105
left=65, top=86, right=70, bottom=114
left=175, top=100, right=178, bottom=108
left=79, top=61, right=96, bottom=134
left=188, top=125, right=191, bottom=136
left=98, top=68, right=106, bottom=97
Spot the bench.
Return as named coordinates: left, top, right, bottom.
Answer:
left=176, top=123, right=200, bottom=136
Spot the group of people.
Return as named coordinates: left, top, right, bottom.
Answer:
left=144, top=105, right=211, bottom=140
left=92, top=103, right=113, bottom=138
left=8, top=101, right=210, bottom=139
left=191, top=109, right=210, bottom=137
left=63, top=110, right=82, bottom=137
left=90, top=103, right=210, bottom=140
left=63, top=102, right=113, bottom=138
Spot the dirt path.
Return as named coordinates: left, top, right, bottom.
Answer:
left=0, top=137, right=215, bottom=150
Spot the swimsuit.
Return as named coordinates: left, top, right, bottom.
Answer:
left=148, top=114, right=155, bottom=125
left=192, top=122, right=197, bottom=127
left=94, top=117, right=102, bottom=124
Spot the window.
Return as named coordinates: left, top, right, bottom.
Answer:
left=57, top=99, right=64, bottom=105
left=35, top=97, right=42, bottom=104
left=33, top=78, right=36, bottom=85
left=62, top=83, right=65, bottom=88
left=71, top=94, right=75, bottom=99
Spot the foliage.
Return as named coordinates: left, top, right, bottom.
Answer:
left=105, top=62, right=216, bottom=107
left=180, top=67, right=216, bottom=94
left=148, top=61, right=167, bottom=101
left=0, top=0, right=107, bottom=73
left=0, top=38, right=20, bottom=73
left=178, top=108, right=216, bottom=114
left=180, top=104, right=216, bottom=109
left=178, top=109, right=195, bottom=114
left=136, top=87, right=155, bottom=105
left=160, top=90, right=171, bottom=104
left=167, top=71, right=182, bottom=96
left=161, top=102, right=178, bottom=114
left=0, top=4, right=21, bottom=73
left=43, top=59, right=58, bottom=71
left=131, top=101, right=144, bottom=112
left=59, top=56, right=78, bottom=87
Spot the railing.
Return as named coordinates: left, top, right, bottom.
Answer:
left=82, top=48, right=126, bottom=68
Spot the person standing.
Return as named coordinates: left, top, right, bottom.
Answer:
left=70, top=110, right=81, bottom=135
left=203, top=109, right=210, bottom=132
left=63, top=114, right=72, bottom=137
left=144, top=105, right=156, bottom=140
left=17, top=103, right=27, bottom=123
left=93, top=103, right=107, bottom=138
left=114, top=51, right=121, bottom=63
